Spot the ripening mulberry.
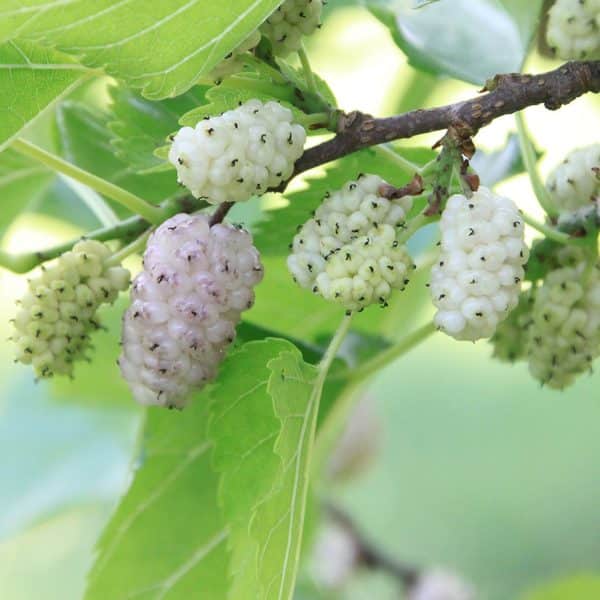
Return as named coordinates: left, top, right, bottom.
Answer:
left=209, top=30, right=262, bottom=82
left=489, top=289, right=536, bottom=363
left=119, top=214, right=263, bottom=409
left=168, top=100, right=306, bottom=204
left=546, top=0, right=600, bottom=60
left=546, top=144, right=600, bottom=215
left=12, top=240, right=130, bottom=378
left=261, top=0, right=323, bottom=56
left=287, top=174, right=415, bottom=312
left=431, top=187, right=529, bottom=341
left=527, top=256, right=600, bottom=389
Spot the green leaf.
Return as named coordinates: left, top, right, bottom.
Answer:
left=276, top=62, right=337, bottom=108
left=368, top=0, right=544, bottom=85
left=519, top=574, right=600, bottom=600
left=207, top=339, right=289, bottom=598
left=108, top=84, right=209, bottom=174
left=251, top=346, right=320, bottom=600
left=14, top=0, right=284, bottom=99
left=0, top=148, right=53, bottom=241
left=55, top=100, right=182, bottom=209
left=0, top=39, right=87, bottom=150
left=208, top=338, right=326, bottom=600
left=85, top=402, right=230, bottom=600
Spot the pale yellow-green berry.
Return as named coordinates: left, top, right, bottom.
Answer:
left=527, top=257, right=600, bottom=389
left=11, top=240, right=130, bottom=378
left=546, top=0, right=600, bottom=59
left=209, top=30, right=262, bottom=82
left=490, top=288, right=536, bottom=362
left=287, top=174, right=415, bottom=312
left=261, top=0, right=323, bottom=56
left=546, top=144, right=600, bottom=215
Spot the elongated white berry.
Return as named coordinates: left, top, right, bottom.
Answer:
left=527, top=257, right=600, bottom=389
left=261, top=0, right=323, bottom=56
left=168, top=99, right=306, bottom=204
left=12, top=240, right=130, bottom=378
left=546, top=0, right=600, bottom=60
left=209, top=30, right=261, bottom=82
left=409, top=569, right=475, bottom=600
left=546, top=144, right=600, bottom=214
left=431, top=187, right=529, bottom=341
left=287, top=174, right=415, bottom=311
left=119, top=214, right=263, bottom=409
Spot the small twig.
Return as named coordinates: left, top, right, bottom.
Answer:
left=285, top=61, right=600, bottom=183
left=515, top=111, right=558, bottom=217
left=105, top=228, right=152, bottom=266
left=0, top=195, right=208, bottom=273
left=209, top=202, right=234, bottom=226
left=298, top=43, right=318, bottom=96
left=11, top=139, right=166, bottom=224
left=378, top=174, right=424, bottom=199
left=325, top=502, right=419, bottom=588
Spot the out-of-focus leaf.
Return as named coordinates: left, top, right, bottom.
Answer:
left=85, top=402, right=229, bottom=600
left=108, top=85, right=209, bottom=174
left=0, top=39, right=86, bottom=150
left=368, top=0, right=544, bottom=84
left=472, top=134, right=534, bottom=188
left=519, top=574, right=600, bottom=600
left=11, top=0, right=284, bottom=99
left=0, top=375, right=138, bottom=540
left=0, top=149, right=52, bottom=242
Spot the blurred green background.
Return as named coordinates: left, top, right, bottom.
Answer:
left=1, top=3, right=599, bottom=600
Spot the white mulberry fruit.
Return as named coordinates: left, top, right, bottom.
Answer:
left=546, top=0, right=600, bottom=60
left=527, top=257, right=600, bottom=389
left=261, top=0, right=323, bottom=57
left=119, top=213, right=263, bottom=409
left=209, top=31, right=261, bottom=82
left=168, top=99, right=306, bottom=204
left=12, top=240, right=130, bottom=378
left=409, top=569, right=475, bottom=600
left=546, top=144, right=600, bottom=215
left=431, top=187, right=529, bottom=341
left=287, top=174, right=415, bottom=312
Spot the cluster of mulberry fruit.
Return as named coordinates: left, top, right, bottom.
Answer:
left=287, top=174, right=415, bottom=312
left=430, top=187, right=528, bottom=341
left=546, top=0, right=600, bottom=59
left=118, top=214, right=263, bottom=409
left=12, top=240, right=129, bottom=379
left=209, top=0, right=323, bottom=77
left=260, top=0, right=323, bottom=56
left=169, top=100, right=306, bottom=204
left=527, top=251, right=600, bottom=389
left=546, top=144, right=600, bottom=216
